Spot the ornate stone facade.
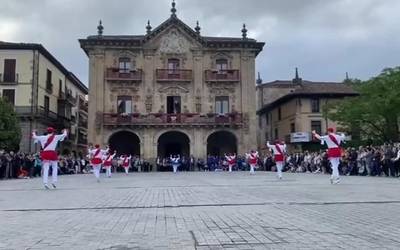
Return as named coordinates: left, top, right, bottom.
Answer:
left=79, top=3, right=264, bottom=165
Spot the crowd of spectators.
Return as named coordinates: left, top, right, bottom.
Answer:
left=2, top=144, right=400, bottom=180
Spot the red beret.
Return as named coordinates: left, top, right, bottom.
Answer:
left=327, top=127, right=335, bottom=133
left=47, top=127, right=55, bottom=133
left=95, top=144, right=100, bottom=148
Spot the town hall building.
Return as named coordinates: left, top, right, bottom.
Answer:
left=79, top=1, right=264, bottom=162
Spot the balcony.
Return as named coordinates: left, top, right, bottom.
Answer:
left=79, top=98, right=88, bottom=113
left=0, top=73, right=19, bottom=84
left=105, top=68, right=143, bottom=82
left=205, top=70, right=240, bottom=82
left=102, top=112, right=243, bottom=128
left=66, top=91, right=77, bottom=105
left=156, top=69, right=192, bottom=82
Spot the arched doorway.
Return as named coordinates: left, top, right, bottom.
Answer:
left=157, top=131, right=190, bottom=158
left=109, top=131, right=140, bottom=156
left=207, top=131, right=237, bottom=156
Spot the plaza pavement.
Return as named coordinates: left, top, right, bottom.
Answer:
left=0, top=172, right=400, bottom=250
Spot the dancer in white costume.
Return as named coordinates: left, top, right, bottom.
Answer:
left=266, top=140, right=287, bottom=179
left=103, top=150, right=116, bottom=178
left=170, top=155, right=181, bottom=173
left=225, top=153, right=236, bottom=172
left=245, top=150, right=259, bottom=174
left=88, top=144, right=109, bottom=182
left=32, top=127, right=68, bottom=189
left=120, top=155, right=132, bottom=174
left=313, top=128, right=346, bottom=184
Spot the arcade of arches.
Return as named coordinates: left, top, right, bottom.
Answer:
left=107, top=129, right=238, bottom=164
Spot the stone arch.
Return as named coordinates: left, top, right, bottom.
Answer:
left=156, top=130, right=191, bottom=158
left=206, top=130, right=238, bottom=157
left=108, top=130, right=141, bottom=157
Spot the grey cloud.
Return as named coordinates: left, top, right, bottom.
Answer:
left=0, top=0, right=399, bottom=84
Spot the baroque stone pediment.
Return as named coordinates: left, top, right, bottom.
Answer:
left=158, top=29, right=190, bottom=54
left=158, top=85, right=189, bottom=94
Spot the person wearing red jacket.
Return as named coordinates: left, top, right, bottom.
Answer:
left=266, top=140, right=287, bottom=180
left=88, top=144, right=109, bottom=182
left=32, top=127, right=68, bottom=189
left=313, top=128, right=346, bottom=184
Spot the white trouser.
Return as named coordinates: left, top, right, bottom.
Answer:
left=124, top=166, right=129, bottom=174
left=276, top=161, right=283, bottom=178
left=105, top=167, right=112, bottom=177
left=228, top=165, right=233, bottom=172
left=93, top=164, right=101, bottom=179
left=330, top=157, right=340, bottom=179
left=42, top=160, right=58, bottom=184
left=250, top=164, right=256, bottom=174
left=173, top=165, right=178, bottom=173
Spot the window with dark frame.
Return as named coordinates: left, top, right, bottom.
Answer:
left=167, top=59, right=180, bottom=73
left=2, top=89, right=15, bottom=105
left=119, top=57, right=131, bottom=73
left=311, top=120, right=322, bottom=135
left=216, top=59, right=228, bottom=73
left=44, top=95, right=50, bottom=113
left=3, top=59, right=16, bottom=82
left=215, top=96, right=229, bottom=114
left=46, top=69, right=52, bottom=91
left=311, top=98, right=320, bottom=113
left=290, top=123, right=295, bottom=133
left=265, top=113, right=269, bottom=125
left=278, top=107, right=282, bottom=120
left=274, top=128, right=278, bottom=140
left=117, top=96, right=132, bottom=114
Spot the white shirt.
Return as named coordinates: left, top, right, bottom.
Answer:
left=89, top=148, right=109, bottom=159
left=320, top=133, right=346, bottom=148
left=32, top=130, right=67, bottom=151
left=266, top=142, right=287, bottom=155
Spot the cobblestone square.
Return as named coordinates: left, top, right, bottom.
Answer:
left=1, top=172, right=400, bottom=249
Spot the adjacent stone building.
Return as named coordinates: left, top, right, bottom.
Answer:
left=0, top=42, right=88, bottom=155
left=256, top=69, right=358, bottom=151
left=79, top=2, right=264, bottom=162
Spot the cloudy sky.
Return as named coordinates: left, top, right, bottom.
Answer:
left=1, top=0, right=399, bottom=85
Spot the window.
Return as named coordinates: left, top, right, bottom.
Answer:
left=119, top=57, right=131, bottom=73
left=215, top=96, right=229, bottom=114
left=311, top=98, right=320, bottom=113
left=2, top=89, right=15, bottom=105
left=216, top=59, right=228, bottom=73
left=117, top=96, right=132, bottom=114
left=274, top=128, right=278, bottom=140
left=167, top=96, right=181, bottom=114
left=265, top=113, right=270, bottom=125
left=278, top=107, right=282, bottom=120
left=3, top=59, right=16, bottom=82
left=44, top=96, right=50, bottom=113
left=167, top=58, right=180, bottom=73
left=59, top=79, right=63, bottom=95
left=290, top=123, right=295, bottom=133
left=311, top=120, right=322, bottom=135
left=46, top=69, right=52, bottom=91
left=265, top=132, right=269, bottom=141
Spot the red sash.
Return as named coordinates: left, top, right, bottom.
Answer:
left=227, top=157, right=235, bottom=165
left=249, top=153, right=257, bottom=164
left=43, top=134, right=55, bottom=151
left=104, top=155, right=113, bottom=167
left=274, top=144, right=284, bottom=162
left=123, top=157, right=129, bottom=167
left=40, top=134, right=58, bottom=161
left=328, top=134, right=341, bottom=158
left=91, top=149, right=102, bottom=165
left=328, top=134, right=340, bottom=147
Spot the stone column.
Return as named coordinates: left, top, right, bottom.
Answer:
left=88, top=50, right=105, bottom=146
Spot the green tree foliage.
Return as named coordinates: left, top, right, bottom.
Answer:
left=325, top=67, right=400, bottom=145
left=0, top=97, right=21, bottom=151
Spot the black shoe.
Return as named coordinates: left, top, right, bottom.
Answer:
left=52, top=183, right=57, bottom=189
left=44, top=184, right=50, bottom=190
